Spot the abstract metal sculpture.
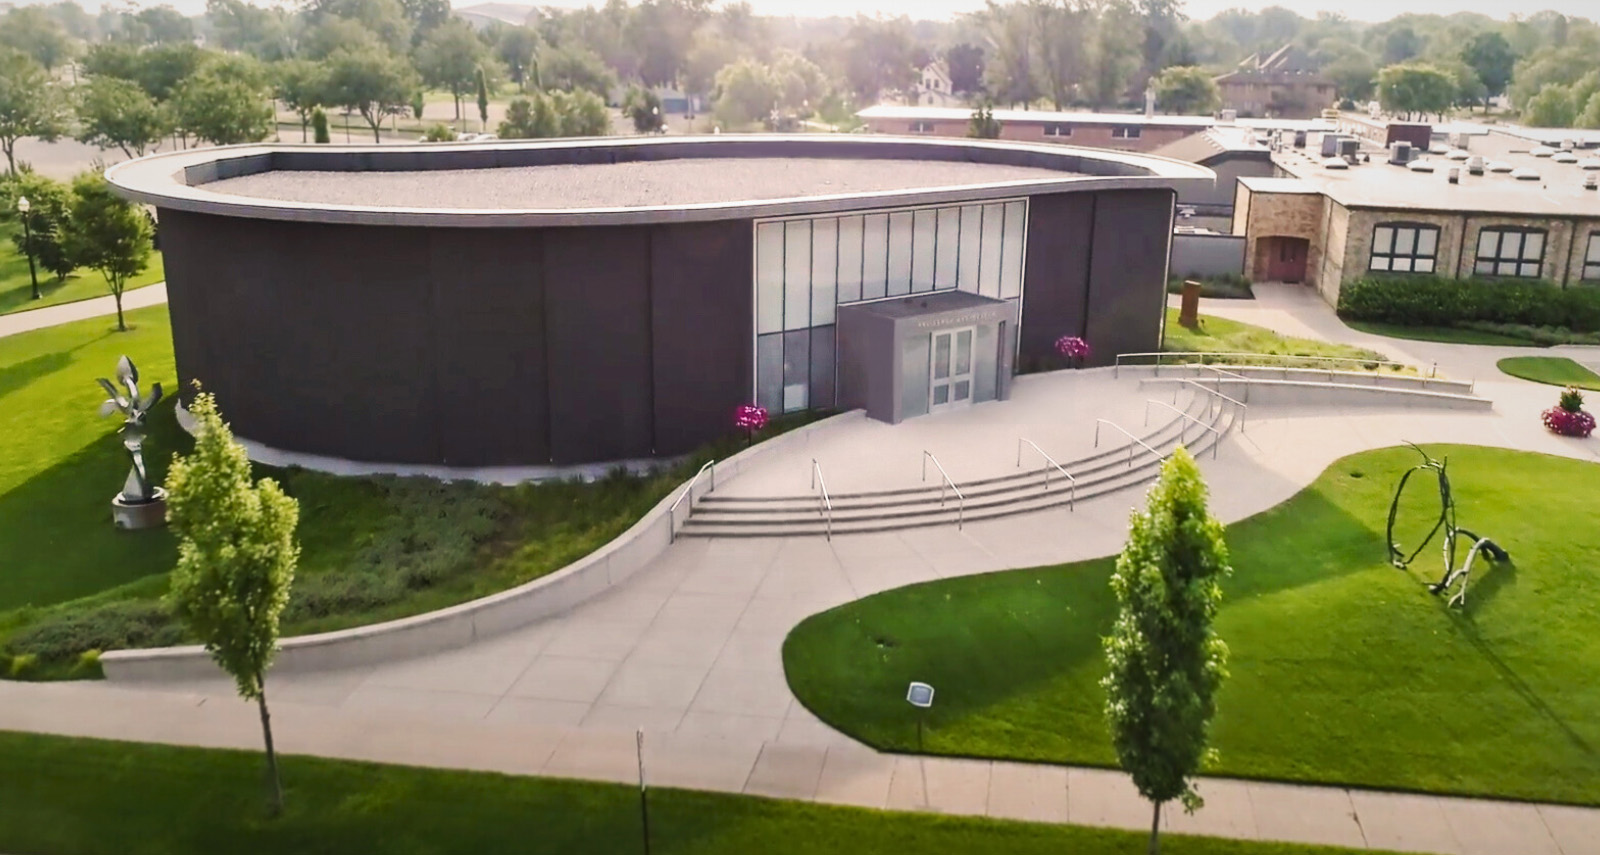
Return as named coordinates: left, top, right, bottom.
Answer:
left=97, top=356, right=167, bottom=529
left=1385, top=443, right=1507, bottom=608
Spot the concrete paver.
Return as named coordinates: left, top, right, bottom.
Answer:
left=985, top=761, right=1070, bottom=823
left=1347, top=791, right=1461, bottom=854
left=1246, top=781, right=1366, bottom=849
left=743, top=743, right=828, bottom=799
left=1436, top=797, right=1563, bottom=855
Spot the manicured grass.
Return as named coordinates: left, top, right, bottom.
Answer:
left=1344, top=319, right=1539, bottom=347
left=0, top=730, right=1395, bottom=855
left=784, top=445, right=1600, bottom=805
left=1497, top=356, right=1600, bottom=391
left=0, top=235, right=165, bottom=316
left=1162, top=308, right=1401, bottom=368
left=0, top=306, right=817, bottom=676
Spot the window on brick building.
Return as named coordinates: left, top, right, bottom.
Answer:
left=1369, top=223, right=1439, bottom=273
left=1474, top=228, right=1545, bottom=278
left=1043, top=123, right=1072, bottom=137
left=1111, top=125, right=1141, bottom=139
left=1584, top=234, right=1600, bottom=282
left=910, top=121, right=935, bottom=133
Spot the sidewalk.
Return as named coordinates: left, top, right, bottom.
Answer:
left=3, top=679, right=1595, bottom=854
left=0, top=283, right=167, bottom=340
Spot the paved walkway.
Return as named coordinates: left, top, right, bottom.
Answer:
left=0, top=283, right=168, bottom=339
left=4, top=281, right=1600, bottom=854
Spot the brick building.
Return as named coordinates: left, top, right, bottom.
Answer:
left=857, top=105, right=1330, bottom=154
left=1214, top=45, right=1336, bottom=120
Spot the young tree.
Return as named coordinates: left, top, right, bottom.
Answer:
left=1376, top=63, right=1456, bottom=120
left=945, top=42, right=985, bottom=95
left=497, top=94, right=558, bottom=138
left=165, top=391, right=300, bottom=816
left=311, top=105, right=331, bottom=142
left=967, top=104, right=1001, bottom=138
left=414, top=20, right=488, bottom=124
left=553, top=89, right=610, bottom=136
left=1579, top=92, right=1600, bottom=130
left=322, top=45, right=419, bottom=142
left=0, top=171, right=74, bottom=283
left=175, top=72, right=274, bottom=146
left=63, top=172, right=152, bottom=332
left=535, top=43, right=616, bottom=99
left=475, top=66, right=490, bottom=133
left=0, top=49, right=69, bottom=176
left=75, top=77, right=173, bottom=159
left=1524, top=84, right=1577, bottom=128
left=1460, top=31, right=1516, bottom=102
left=713, top=58, right=779, bottom=127
left=0, top=6, right=75, bottom=71
left=1151, top=65, right=1220, bottom=114
left=495, top=26, right=539, bottom=92
left=624, top=86, right=664, bottom=133
left=1103, top=447, right=1231, bottom=855
left=411, top=90, right=425, bottom=120
left=275, top=59, right=329, bottom=142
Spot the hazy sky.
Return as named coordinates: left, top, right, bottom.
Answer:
left=29, top=0, right=1597, bottom=24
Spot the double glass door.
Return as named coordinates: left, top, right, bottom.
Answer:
left=929, top=327, right=975, bottom=413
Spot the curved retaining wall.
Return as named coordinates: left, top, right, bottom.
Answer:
left=99, top=410, right=867, bottom=683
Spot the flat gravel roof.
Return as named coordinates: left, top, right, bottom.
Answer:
left=203, top=157, right=1075, bottom=209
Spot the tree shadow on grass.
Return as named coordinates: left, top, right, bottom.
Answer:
left=784, top=489, right=1386, bottom=756
left=0, top=350, right=72, bottom=400
left=0, top=398, right=185, bottom=612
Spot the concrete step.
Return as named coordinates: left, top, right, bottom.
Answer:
left=677, top=409, right=1235, bottom=538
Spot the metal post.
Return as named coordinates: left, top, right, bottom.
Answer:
left=637, top=729, right=651, bottom=855
left=20, top=209, right=38, bottom=300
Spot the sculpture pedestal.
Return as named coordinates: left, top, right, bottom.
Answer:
left=112, top=488, right=168, bottom=530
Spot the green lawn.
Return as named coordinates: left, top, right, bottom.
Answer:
left=0, top=306, right=809, bottom=677
left=0, top=731, right=1396, bottom=855
left=1162, top=309, right=1402, bottom=369
left=784, top=445, right=1600, bottom=806
left=1343, top=320, right=1539, bottom=347
left=1497, top=356, right=1600, bottom=391
left=0, top=236, right=165, bottom=316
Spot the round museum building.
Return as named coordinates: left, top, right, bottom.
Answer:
left=107, top=135, right=1211, bottom=468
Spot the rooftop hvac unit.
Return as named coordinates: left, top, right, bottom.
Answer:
left=1586, top=174, right=1598, bottom=191
left=1219, top=109, right=1237, bottom=124
left=1293, top=130, right=1307, bottom=148
left=1389, top=141, right=1412, bottom=165
left=1561, top=139, right=1576, bottom=151
left=1320, top=134, right=1343, bottom=157
left=1467, top=155, right=1485, bottom=175
left=1338, top=138, right=1360, bottom=159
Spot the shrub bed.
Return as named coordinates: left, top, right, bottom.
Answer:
left=1337, top=275, right=1600, bottom=332
left=1167, top=273, right=1254, bottom=299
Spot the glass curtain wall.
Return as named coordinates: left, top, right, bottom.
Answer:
left=755, top=199, right=1027, bottom=413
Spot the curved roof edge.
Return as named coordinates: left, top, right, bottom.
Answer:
left=107, top=133, right=1215, bottom=228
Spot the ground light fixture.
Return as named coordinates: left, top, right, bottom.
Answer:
left=906, top=681, right=935, bottom=752
left=16, top=195, right=39, bottom=300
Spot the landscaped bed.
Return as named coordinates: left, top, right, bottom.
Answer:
left=1160, top=309, right=1405, bottom=371
left=0, top=730, right=1400, bottom=855
left=0, top=305, right=804, bottom=680
left=783, top=445, right=1600, bottom=806
left=1497, top=356, right=1600, bottom=391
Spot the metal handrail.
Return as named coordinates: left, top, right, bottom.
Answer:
left=1093, top=419, right=1167, bottom=468
left=1197, top=363, right=1251, bottom=403
left=1144, top=400, right=1223, bottom=459
left=810, top=458, right=833, bottom=541
left=921, top=451, right=965, bottom=530
left=1114, top=350, right=1427, bottom=378
left=668, top=459, right=715, bottom=542
left=1171, top=379, right=1248, bottom=432
left=1016, top=439, right=1076, bottom=510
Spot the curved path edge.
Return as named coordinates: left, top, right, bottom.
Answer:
left=101, top=410, right=871, bottom=682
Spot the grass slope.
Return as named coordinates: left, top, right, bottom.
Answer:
left=784, top=445, right=1600, bottom=805
left=1344, top=320, right=1537, bottom=347
left=0, top=731, right=1395, bottom=855
left=0, top=238, right=165, bottom=316
left=1162, top=309, right=1397, bottom=366
left=0, top=305, right=814, bottom=675
left=1497, top=356, right=1600, bottom=391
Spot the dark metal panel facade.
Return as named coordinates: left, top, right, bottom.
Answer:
left=1084, top=189, right=1175, bottom=363
left=647, top=220, right=752, bottom=456
left=427, top=228, right=548, bottom=465
left=1017, top=192, right=1095, bottom=364
left=542, top=226, right=655, bottom=463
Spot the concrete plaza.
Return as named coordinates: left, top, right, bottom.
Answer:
left=2, top=283, right=1598, bottom=853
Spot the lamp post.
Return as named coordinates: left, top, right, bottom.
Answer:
left=16, top=196, right=39, bottom=301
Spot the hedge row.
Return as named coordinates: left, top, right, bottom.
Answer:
left=1337, top=276, right=1600, bottom=332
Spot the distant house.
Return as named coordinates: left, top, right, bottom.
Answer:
left=453, top=2, right=537, bottom=30
left=909, top=59, right=960, bottom=108
left=1213, top=45, right=1336, bottom=120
